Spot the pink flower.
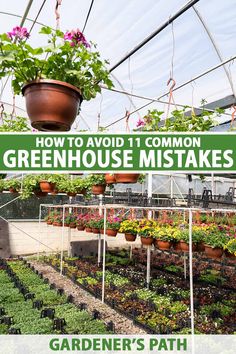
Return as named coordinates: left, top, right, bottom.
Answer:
left=7, top=26, right=29, bottom=41
left=136, top=118, right=145, bottom=128
left=64, top=29, right=90, bottom=48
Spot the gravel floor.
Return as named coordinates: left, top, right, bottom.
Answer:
left=29, top=260, right=146, bottom=335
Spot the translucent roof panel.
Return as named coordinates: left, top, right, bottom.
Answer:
left=0, top=0, right=235, bottom=131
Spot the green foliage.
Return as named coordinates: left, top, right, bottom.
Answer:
left=88, top=174, right=106, bottom=186
left=137, top=105, right=223, bottom=132
left=0, top=113, right=30, bottom=132
left=205, top=232, right=229, bottom=248
left=4, top=178, right=21, bottom=191
left=0, top=27, right=113, bottom=100
left=200, top=303, right=234, bottom=317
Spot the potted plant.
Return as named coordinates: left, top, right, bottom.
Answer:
left=119, top=219, right=138, bottom=242
left=204, top=232, right=228, bottom=259
left=0, top=26, right=113, bottom=131
left=53, top=215, right=63, bottom=226
left=69, top=215, right=77, bottom=228
left=44, top=212, right=54, bottom=225
left=224, top=238, right=236, bottom=259
left=153, top=226, right=178, bottom=250
left=114, top=173, right=140, bottom=184
left=5, top=178, right=21, bottom=193
left=76, top=214, right=85, bottom=231
left=88, top=174, right=106, bottom=195
left=21, top=174, right=47, bottom=199
left=39, top=174, right=67, bottom=193
left=138, top=219, right=156, bottom=246
left=106, top=216, right=121, bottom=237
left=105, top=174, right=116, bottom=184
left=178, top=229, right=202, bottom=252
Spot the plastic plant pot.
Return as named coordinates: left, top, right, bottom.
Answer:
left=106, top=229, right=118, bottom=237
left=125, top=233, right=137, bottom=242
left=155, top=240, right=172, bottom=250
left=114, top=173, right=140, bottom=183
left=39, top=181, right=55, bottom=193
left=22, top=79, right=82, bottom=132
left=92, top=184, right=106, bottom=195
left=140, top=236, right=153, bottom=246
left=204, top=245, right=223, bottom=259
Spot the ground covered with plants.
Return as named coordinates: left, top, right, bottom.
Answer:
left=43, top=251, right=236, bottom=335
left=0, top=260, right=111, bottom=334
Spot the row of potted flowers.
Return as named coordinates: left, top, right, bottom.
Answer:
left=0, top=173, right=143, bottom=199
left=44, top=212, right=236, bottom=259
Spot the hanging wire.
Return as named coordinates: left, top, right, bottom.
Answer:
left=0, top=103, right=5, bottom=122
left=55, top=0, right=62, bottom=30
left=82, top=0, right=95, bottom=33
left=104, top=54, right=236, bottom=129
left=29, top=0, right=48, bottom=34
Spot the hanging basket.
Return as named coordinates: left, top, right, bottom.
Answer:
left=125, top=233, right=137, bottom=242
left=22, top=79, right=83, bottom=131
left=106, top=229, right=118, bottom=237
left=204, top=245, right=223, bottom=259
left=39, top=181, right=55, bottom=193
left=92, top=184, right=106, bottom=195
left=114, top=174, right=140, bottom=183
left=140, top=236, right=153, bottom=246
left=105, top=174, right=116, bottom=184
left=155, top=240, right=172, bottom=250
left=180, top=241, right=197, bottom=252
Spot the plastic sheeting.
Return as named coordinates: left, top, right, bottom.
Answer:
left=0, top=0, right=236, bottom=131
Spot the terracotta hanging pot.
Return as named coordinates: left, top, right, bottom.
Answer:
left=155, top=239, right=172, bottom=250
left=92, top=184, right=106, bottom=195
left=106, top=229, right=118, bottom=237
left=77, top=225, right=85, bottom=231
left=114, top=174, right=140, bottom=183
left=204, top=245, right=223, bottom=259
left=105, top=174, right=116, bottom=184
left=224, top=251, right=235, bottom=259
left=140, top=236, right=153, bottom=246
left=67, top=192, right=77, bottom=197
left=9, top=187, right=17, bottom=193
left=22, top=79, right=83, bottom=131
left=180, top=241, right=197, bottom=252
left=197, top=241, right=205, bottom=252
left=47, top=220, right=53, bottom=225
left=173, top=241, right=182, bottom=252
left=39, top=181, right=55, bottom=193
left=34, top=190, right=48, bottom=197
left=100, top=228, right=104, bottom=234
left=125, top=233, right=137, bottom=242
left=85, top=227, right=92, bottom=233
left=69, top=223, right=76, bottom=229
left=92, top=228, right=100, bottom=234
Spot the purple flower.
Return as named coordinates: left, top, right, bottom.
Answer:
left=136, top=118, right=145, bottom=128
left=64, top=29, right=90, bottom=48
left=7, top=26, right=29, bottom=41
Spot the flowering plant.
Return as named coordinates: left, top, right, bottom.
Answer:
left=0, top=26, right=113, bottom=100
left=153, top=226, right=181, bottom=241
left=119, top=219, right=139, bottom=235
left=106, top=216, right=121, bottom=230
left=76, top=214, right=86, bottom=227
left=224, top=238, right=236, bottom=256
left=205, top=231, right=229, bottom=249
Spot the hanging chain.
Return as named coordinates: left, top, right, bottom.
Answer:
left=55, top=0, right=62, bottom=30
left=10, top=95, right=16, bottom=120
left=0, top=102, right=5, bottom=122
left=125, top=110, right=130, bottom=132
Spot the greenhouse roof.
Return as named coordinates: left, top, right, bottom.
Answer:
left=0, top=0, right=236, bottom=132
